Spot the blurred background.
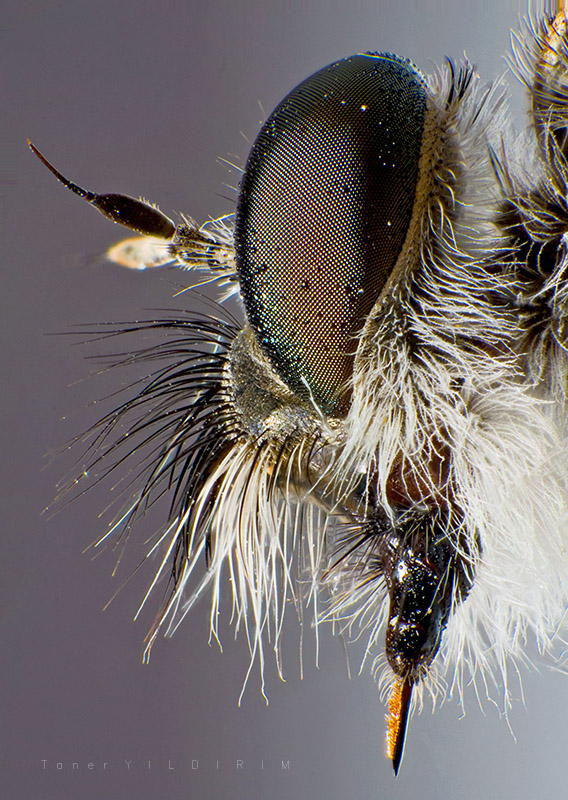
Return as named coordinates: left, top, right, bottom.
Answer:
left=4, top=1, right=567, bottom=798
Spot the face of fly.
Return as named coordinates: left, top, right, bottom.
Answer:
left=30, top=1, right=568, bottom=776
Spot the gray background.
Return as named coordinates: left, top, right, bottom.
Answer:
left=4, top=1, right=568, bottom=799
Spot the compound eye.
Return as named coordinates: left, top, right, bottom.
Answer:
left=235, top=54, right=427, bottom=415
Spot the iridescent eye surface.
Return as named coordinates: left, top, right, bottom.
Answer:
left=235, top=53, right=427, bottom=414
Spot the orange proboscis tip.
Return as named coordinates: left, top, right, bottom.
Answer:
left=540, top=1, right=567, bottom=69
left=386, top=676, right=413, bottom=774
left=386, top=678, right=404, bottom=761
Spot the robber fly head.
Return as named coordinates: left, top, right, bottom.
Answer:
left=30, top=3, right=568, bottom=776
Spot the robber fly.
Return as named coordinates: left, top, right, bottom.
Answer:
left=30, top=0, right=568, bottom=774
